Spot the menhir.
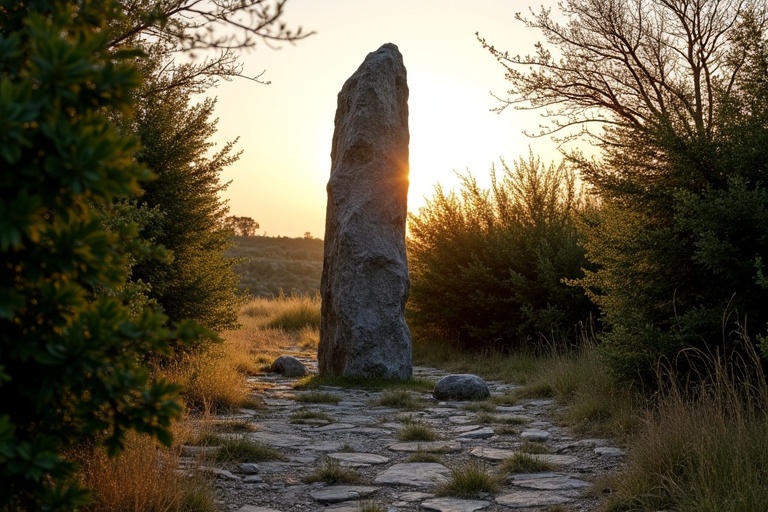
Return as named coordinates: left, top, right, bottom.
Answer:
left=318, top=43, right=412, bottom=380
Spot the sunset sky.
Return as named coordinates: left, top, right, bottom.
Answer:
left=210, top=0, right=561, bottom=238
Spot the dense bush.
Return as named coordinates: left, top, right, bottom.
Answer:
left=408, top=153, right=595, bottom=351
left=0, top=3, right=200, bottom=508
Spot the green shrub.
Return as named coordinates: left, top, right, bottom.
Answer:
left=408, top=152, right=595, bottom=351
left=0, top=3, right=201, bottom=508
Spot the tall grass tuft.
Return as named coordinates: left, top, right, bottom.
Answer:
left=76, top=433, right=217, bottom=512
left=437, top=461, right=503, bottom=498
left=603, top=344, right=768, bottom=511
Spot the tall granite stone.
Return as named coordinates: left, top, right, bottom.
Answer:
left=318, top=43, right=412, bottom=380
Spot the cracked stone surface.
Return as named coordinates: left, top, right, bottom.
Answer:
left=180, top=358, right=626, bottom=511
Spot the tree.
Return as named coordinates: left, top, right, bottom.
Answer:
left=0, top=2, right=200, bottom=508
left=481, top=0, right=768, bottom=383
left=224, top=215, right=261, bottom=236
left=408, top=153, right=594, bottom=350
left=127, top=55, right=246, bottom=337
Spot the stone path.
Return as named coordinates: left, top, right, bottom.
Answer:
left=183, top=357, right=626, bottom=512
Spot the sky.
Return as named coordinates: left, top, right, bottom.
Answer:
left=209, top=0, right=561, bottom=238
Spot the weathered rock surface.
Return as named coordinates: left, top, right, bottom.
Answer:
left=433, top=374, right=491, bottom=400
left=319, top=43, right=412, bottom=380
left=271, top=355, right=310, bottom=377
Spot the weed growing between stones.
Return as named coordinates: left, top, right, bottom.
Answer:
left=211, top=419, right=257, bottom=433
left=295, top=391, right=342, bottom=404
left=406, top=451, right=443, bottom=463
left=212, top=436, right=284, bottom=463
left=520, top=440, right=551, bottom=454
left=397, top=421, right=438, bottom=441
left=475, top=412, right=497, bottom=424
left=358, top=500, right=386, bottom=512
left=489, top=393, right=519, bottom=406
left=494, top=426, right=519, bottom=436
left=375, top=389, right=425, bottom=410
left=500, top=453, right=555, bottom=473
left=289, top=409, right=334, bottom=424
left=463, top=401, right=497, bottom=412
left=339, top=444, right=356, bottom=452
left=514, top=382, right=556, bottom=399
left=303, top=458, right=360, bottom=484
left=437, top=461, right=503, bottom=498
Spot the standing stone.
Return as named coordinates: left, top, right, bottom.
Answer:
left=319, top=43, right=412, bottom=380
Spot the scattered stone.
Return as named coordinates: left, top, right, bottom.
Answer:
left=319, top=42, right=412, bottom=380
left=328, top=452, right=390, bottom=465
left=520, top=428, right=551, bottom=442
left=271, top=355, right=310, bottom=377
left=237, top=507, right=281, bottom=512
left=421, top=497, right=490, bottom=512
left=197, top=466, right=241, bottom=481
left=470, top=446, right=516, bottom=461
left=374, top=463, right=451, bottom=486
left=238, top=463, right=259, bottom=474
left=532, top=454, right=579, bottom=465
left=433, top=375, right=490, bottom=401
left=595, top=446, right=626, bottom=457
left=249, top=432, right=311, bottom=448
left=509, top=473, right=592, bottom=490
left=243, top=475, right=263, bottom=483
left=496, top=490, right=574, bottom=508
left=310, top=485, right=377, bottom=504
left=312, top=423, right=356, bottom=432
left=456, top=427, right=494, bottom=439
left=388, top=441, right=461, bottom=453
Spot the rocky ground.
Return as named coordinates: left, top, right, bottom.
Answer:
left=182, top=353, right=625, bottom=512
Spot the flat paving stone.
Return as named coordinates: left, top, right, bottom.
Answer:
left=509, top=473, right=592, bottom=490
left=421, top=497, right=491, bottom=512
left=312, top=423, right=357, bottom=432
left=595, top=446, right=625, bottom=457
left=470, top=446, right=515, bottom=461
left=374, top=463, right=451, bottom=486
left=456, top=427, right=494, bottom=439
left=249, top=432, right=311, bottom=447
left=327, top=452, right=389, bottom=465
left=388, top=441, right=461, bottom=453
left=237, top=507, right=283, bottom=512
left=496, top=490, right=574, bottom=508
left=520, top=429, right=551, bottom=442
left=309, top=485, right=377, bottom=503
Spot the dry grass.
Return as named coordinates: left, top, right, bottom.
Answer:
left=601, top=347, right=768, bottom=512
left=500, top=453, right=554, bottom=474
left=303, top=458, right=360, bottom=484
left=398, top=421, right=438, bottom=441
left=244, top=294, right=321, bottom=331
left=76, top=432, right=217, bottom=512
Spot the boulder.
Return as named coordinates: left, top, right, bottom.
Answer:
left=271, top=355, right=309, bottom=377
left=433, top=374, right=490, bottom=401
left=318, top=43, right=412, bottom=380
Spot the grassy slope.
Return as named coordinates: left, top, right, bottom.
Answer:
left=226, top=235, right=323, bottom=297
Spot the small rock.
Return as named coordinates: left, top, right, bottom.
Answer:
left=388, top=441, right=461, bottom=453
left=238, top=463, right=259, bottom=474
left=457, top=427, right=494, bottom=440
left=496, top=490, right=573, bottom=508
left=310, top=485, right=377, bottom=503
left=197, top=466, right=240, bottom=481
left=421, top=497, right=490, bottom=512
left=237, top=507, right=281, bottom=512
left=271, top=355, right=310, bottom=377
left=374, top=462, right=451, bottom=486
left=595, top=446, right=625, bottom=457
left=328, top=452, right=390, bottom=465
left=433, top=374, right=490, bottom=400
left=520, top=428, right=551, bottom=442
left=509, top=473, right=591, bottom=490
left=243, top=475, right=263, bottom=483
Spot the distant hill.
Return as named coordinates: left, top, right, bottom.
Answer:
left=227, top=236, right=323, bottom=297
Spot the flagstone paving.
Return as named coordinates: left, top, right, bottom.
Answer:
left=181, top=355, right=626, bottom=511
